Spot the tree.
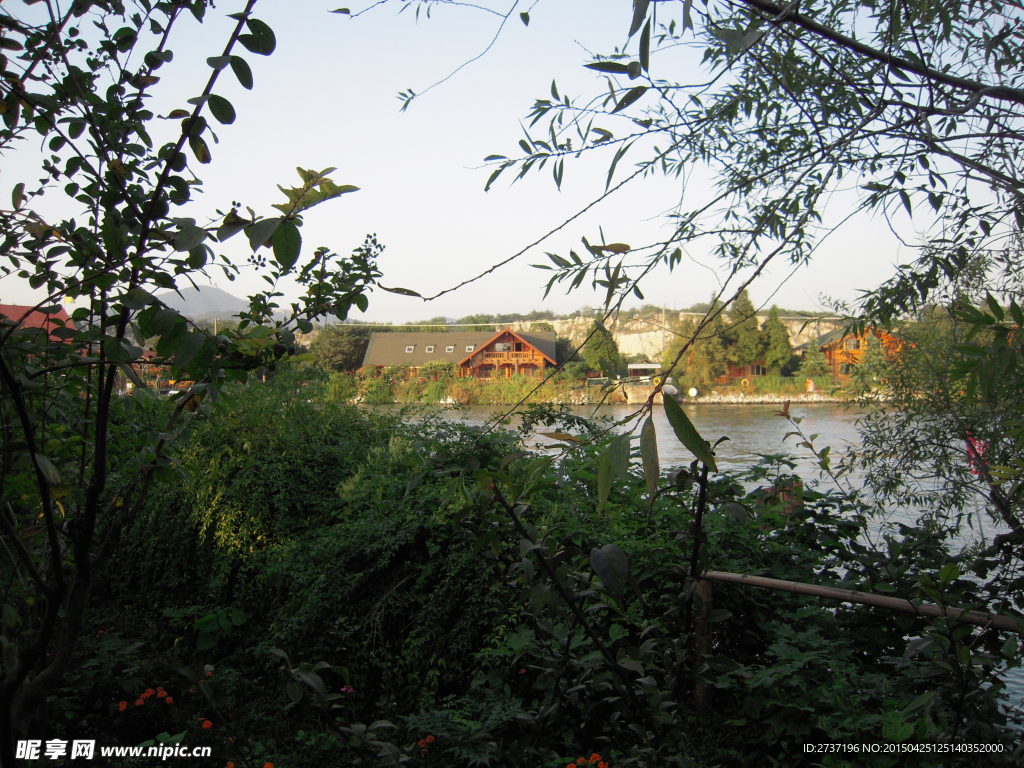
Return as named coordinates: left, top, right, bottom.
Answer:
left=762, top=305, right=793, bottom=373
left=310, top=325, right=372, bottom=372
left=0, top=2, right=379, bottom=760
left=664, top=314, right=727, bottom=390
left=849, top=332, right=889, bottom=393
left=797, top=342, right=829, bottom=379
left=481, top=0, right=1023, bottom=393
left=580, top=321, right=622, bottom=374
left=725, top=290, right=765, bottom=367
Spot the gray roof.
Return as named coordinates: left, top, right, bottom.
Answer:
left=793, top=328, right=846, bottom=352
left=362, top=329, right=557, bottom=367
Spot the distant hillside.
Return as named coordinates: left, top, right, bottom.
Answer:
left=156, top=285, right=247, bottom=320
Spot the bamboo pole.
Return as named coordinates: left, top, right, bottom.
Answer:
left=700, top=571, right=1020, bottom=633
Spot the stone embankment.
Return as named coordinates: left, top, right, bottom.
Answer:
left=680, top=392, right=849, bottom=405
left=623, top=384, right=847, bottom=405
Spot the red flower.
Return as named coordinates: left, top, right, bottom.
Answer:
left=426, top=735, right=434, bottom=744
left=262, top=763, right=274, bottom=768
left=118, top=701, right=127, bottom=712
left=165, top=697, right=174, bottom=704
left=157, top=689, right=167, bottom=698
left=202, top=720, right=213, bottom=730
left=418, top=740, right=427, bottom=748
left=135, top=699, right=144, bottom=707
left=205, top=671, right=213, bottom=678
left=599, top=763, right=608, bottom=768
left=590, top=755, right=602, bottom=763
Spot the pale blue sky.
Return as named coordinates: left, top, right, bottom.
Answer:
left=2, top=0, right=916, bottom=321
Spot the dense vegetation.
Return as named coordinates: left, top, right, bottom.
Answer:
left=37, top=371, right=1017, bottom=767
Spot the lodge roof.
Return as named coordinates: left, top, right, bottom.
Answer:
left=793, top=327, right=897, bottom=352
left=0, top=304, right=75, bottom=341
left=362, top=329, right=557, bottom=368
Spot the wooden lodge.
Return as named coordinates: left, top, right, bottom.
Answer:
left=361, top=328, right=557, bottom=379
left=798, top=328, right=900, bottom=380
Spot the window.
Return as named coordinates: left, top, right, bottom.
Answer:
left=845, top=338, right=861, bottom=351
left=839, top=364, right=852, bottom=375
left=750, top=364, right=767, bottom=377
left=466, top=345, right=475, bottom=352
left=405, top=346, right=415, bottom=353
left=494, top=342, right=511, bottom=352
left=425, top=345, right=435, bottom=353
left=514, top=342, right=523, bottom=352
left=445, top=345, right=455, bottom=353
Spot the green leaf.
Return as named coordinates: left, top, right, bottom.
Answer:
left=229, top=56, right=253, bottom=89
left=640, top=416, right=659, bottom=500
left=520, top=11, right=529, bottom=25
left=188, top=135, right=211, bottom=164
left=639, top=19, right=651, bottom=73
left=597, top=454, right=613, bottom=514
left=171, top=331, right=206, bottom=370
left=238, top=18, right=276, bottom=55
left=248, top=218, right=282, bottom=251
left=34, top=454, right=61, bottom=485
left=12, top=182, right=25, bottom=210
left=207, top=94, right=236, bottom=125
left=611, top=86, right=647, bottom=115
left=331, top=8, right=351, bottom=13
left=663, top=395, right=717, bottom=471
left=206, top=56, right=230, bottom=70
left=585, top=61, right=630, bottom=74
left=628, top=0, right=650, bottom=37
left=377, top=285, right=422, bottom=297
left=272, top=220, right=301, bottom=271
left=608, top=434, right=629, bottom=481
left=590, top=544, right=628, bottom=595
left=939, top=562, right=960, bottom=584
left=985, top=294, right=1005, bottom=321
left=173, top=224, right=207, bottom=252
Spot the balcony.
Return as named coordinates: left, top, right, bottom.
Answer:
left=481, top=351, right=539, bottom=361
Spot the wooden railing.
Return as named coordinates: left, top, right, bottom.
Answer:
left=482, top=351, right=539, bottom=361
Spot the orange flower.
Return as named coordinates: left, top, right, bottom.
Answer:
left=262, top=763, right=274, bottom=768
left=577, top=760, right=586, bottom=766
left=118, top=701, right=127, bottom=711
left=590, top=755, right=601, bottom=763
left=418, top=740, right=427, bottom=748
left=205, top=671, right=213, bottom=678
left=144, top=688, right=156, bottom=698
left=157, top=690, right=167, bottom=698
left=202, top=720, right=213, bottom=730
left=426, top=736, right=434, bottom=743
left=567, top=764, right=575, bottom=768
left=599, top=763, right=608, bottom=768
left=135, top=699, right=144, bottom=707
left=165, top=697, right=174, bottom=704
left=226, top=764, right=235, bottom=768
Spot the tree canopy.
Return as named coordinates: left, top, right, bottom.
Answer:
left=762, top=305, right=793, bottom=373
left=724, top=290, right=765, bottom=367
left=580, top=320, right=622, bottom=374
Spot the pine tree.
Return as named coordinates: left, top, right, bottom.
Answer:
left=663, top=313, right=727, bottom=389
left=725, top=290, right=766, bottom=367
left=851, top=333, right=890, bottom=392
left=798, top=342, right=829, bottom=379
left=763, top=305, right=793, bottom=373
left=581, top=321, right=622, bottom=374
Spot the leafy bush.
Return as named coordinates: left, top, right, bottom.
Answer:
left=73, top=380, right=1022, bottom=766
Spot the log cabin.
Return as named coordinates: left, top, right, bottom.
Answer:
left=798, top=328, right=900, bottom=380
left=362, top=328, right=557, bottom=379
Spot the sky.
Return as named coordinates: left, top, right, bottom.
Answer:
left=1, top=0, right=920, bottom=323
